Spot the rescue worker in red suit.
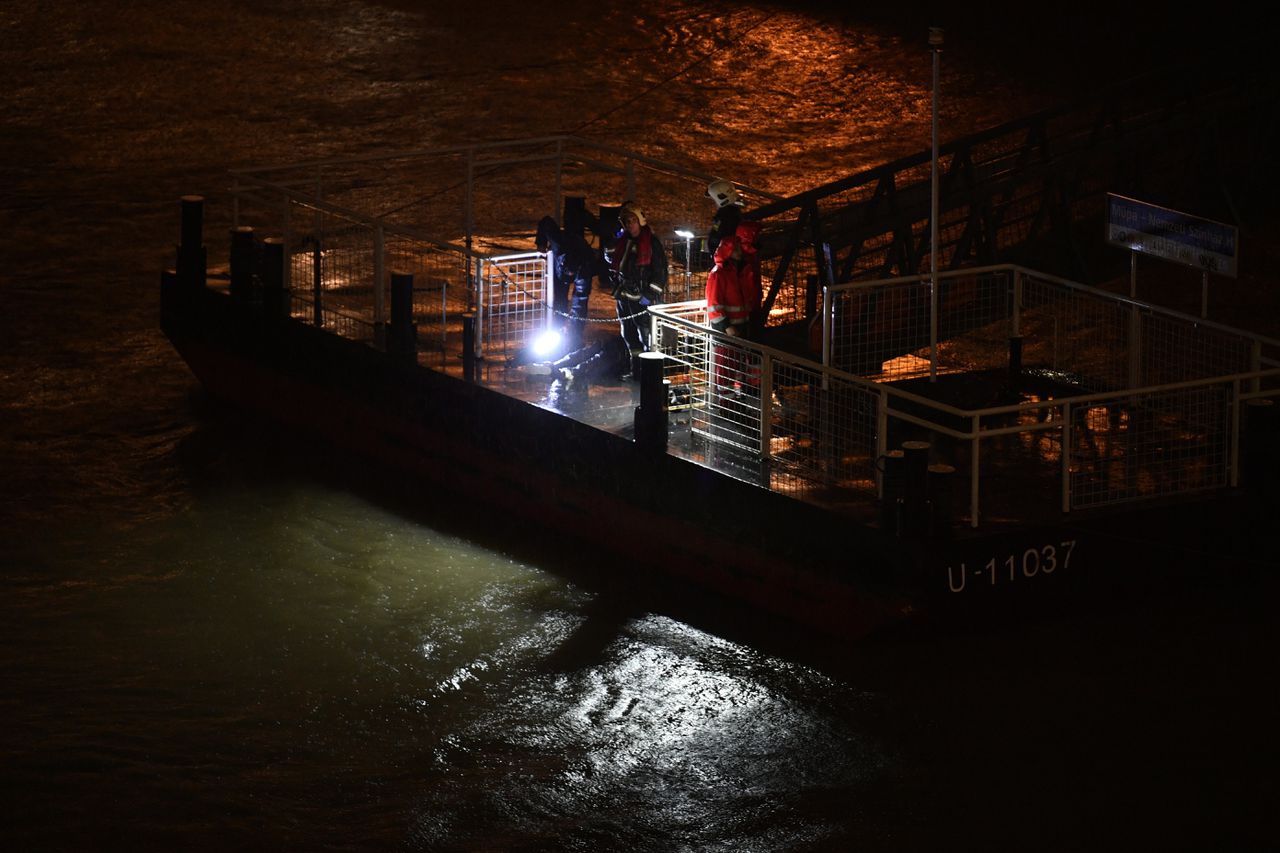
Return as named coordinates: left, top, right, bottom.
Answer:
left=706, top=220, right=763, bottom=394
left=606, top=201, right=667, bottom=374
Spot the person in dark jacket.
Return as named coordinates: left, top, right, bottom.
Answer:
left=605, top=201, right=667, bottom=372
left=535, top=214, right=598, bottom=352
left=548, top=334, right=631, bottom=391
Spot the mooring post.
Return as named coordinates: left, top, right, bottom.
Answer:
left=177, top=195, right=206, bottom=290
left=927, top=463, right=956, bottom=539
left=900, top=440, right=931, bottom=538
left=259, top=237, right=288, bottom=320
left=389, top=271, right=416, bottom=366
left=229, top=226, right=256, bottom=301
left=1008, top=334, right=1023, bottom=384
left=879, top=449, right=906, bottom=534
left=635, top=352, right=668, bottom=451
left=462, top=314, right=477, bottom=383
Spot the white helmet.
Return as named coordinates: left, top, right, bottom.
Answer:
left=618, top=201, right=646, bottom=227
left=706, top=179, right=740, bottom=209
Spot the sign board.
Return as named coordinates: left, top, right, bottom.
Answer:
left=1106, top=194, right=1238, bottom=278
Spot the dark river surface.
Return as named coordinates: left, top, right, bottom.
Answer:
left=2, top=2, right=1276, bottom=850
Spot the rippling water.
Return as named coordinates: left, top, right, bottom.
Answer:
left=2, top=2, right=1275, bottom=850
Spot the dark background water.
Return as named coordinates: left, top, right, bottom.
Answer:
left=2, top=2, right=1277, bottom=850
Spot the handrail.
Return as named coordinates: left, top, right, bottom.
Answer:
left=831, top=263, right=1280, bottom=352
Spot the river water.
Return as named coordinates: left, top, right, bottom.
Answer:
left=2, top=2, right=1275, bottom=850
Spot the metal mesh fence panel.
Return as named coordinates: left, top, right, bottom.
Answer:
left=768, top=360, right=881, bottom=499
left=284, top=201, right=379, bottom=340
left=1019, top=274, right=1132, bottom=391
left=1066, top=382, right=1231, bottom=509
left=1140, top=311, right=1254, bottom=386
left=478, top=253, right=550, bottom=360
left=653, top=306, right=881, bottom=498
left=383, top=230, right=471, bottom=368
left=827, top=278, right=934, bottom=379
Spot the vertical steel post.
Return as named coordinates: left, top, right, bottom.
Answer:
left=462, top=314, right=476, bottom=383
left=928, top=27, right=944, bottom=383
left=1250, top=340, right=1262, bottom=395
left=554, top=138, right=564, bottom=224
left=312, top=239, right=323, bottom=327
left=281, top=195, right=291, bottom=293
left=822, top=285, right=832, bottom=376
left=684, top=237, right=692, bottom=301
left=473, top=257, right=485, bottom=356
left=1012, top=267, right=1023, bottom=338
left=312, top=183, right=323, bottom=327
left=374, top=223, right=385, bottom=326
left=759, top=352, right=773, bottom=457
left=545, top=250, right=555, bottom=329
left=1230, top=379, right=1241, bottom=488
left=969, top=413, right=980, bottom=528
left=1061, top=402, right=1073, bottom=513
left=875, top=386, right=889, bottom=496
left=465, top=146, right=475, bottom=273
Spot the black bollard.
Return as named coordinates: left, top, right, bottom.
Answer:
left=389, top=271, right=417, bottom=365
left=927, top=463, right=956, bottom=539
left=879, top=449, right=906, bottom=534
left=634, top=352, right=668, bottom=451
left=900, top=440, right=931, bottom=538
left=176, top=195, right=206, bottom=290
left=259, top=237, right=289, bottom=320
left=229, top=226, right=256, bottom=301
left=1008, top=335, right=1023, bottom=382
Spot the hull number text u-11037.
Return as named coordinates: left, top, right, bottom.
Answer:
left=946, top=541, right=1077, bottom=593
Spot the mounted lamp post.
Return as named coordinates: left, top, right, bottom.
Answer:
left=929, top=26, right=943, bottom=382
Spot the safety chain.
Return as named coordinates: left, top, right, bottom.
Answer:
left=493, top=266, right=657, bottom=323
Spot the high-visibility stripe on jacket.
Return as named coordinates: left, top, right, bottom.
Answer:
left=706, top=221, right=761, bottom=332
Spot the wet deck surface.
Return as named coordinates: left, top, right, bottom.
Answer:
left=452, top=315, right=843, bottom=516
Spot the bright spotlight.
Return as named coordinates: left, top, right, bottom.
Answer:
left=674, top=228, right=695, bottom=239
left=530, top=328, right=563, bottom=359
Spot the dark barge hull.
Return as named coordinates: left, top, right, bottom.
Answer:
left=161, top=278, right=1270, bottom=641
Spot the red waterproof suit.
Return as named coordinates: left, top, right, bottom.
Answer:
left=706, top=221, right=762, bottom=392
left=705, top=221, right=761, bottom=334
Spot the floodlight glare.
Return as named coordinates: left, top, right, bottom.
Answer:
left=530, top=328, right=563, bottom=359
left=675, top=228, right=695, bottom=239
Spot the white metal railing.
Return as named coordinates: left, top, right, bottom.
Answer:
left=228, top=135, right=782, bottom=268
left=476, top=252, right=552, bottom=360
left=220, top=145, right=1280, bottom=530
left=823, top=264, right=1280, bottom=389
left=225, top=137, right=786, bottom=370
left=651, top=297, right=1280, bottom=527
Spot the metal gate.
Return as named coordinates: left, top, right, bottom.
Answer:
left=476, top=252, right=552, bottom=359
